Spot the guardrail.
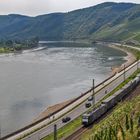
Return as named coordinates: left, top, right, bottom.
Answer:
left=2, top=59, right=139, bottom=140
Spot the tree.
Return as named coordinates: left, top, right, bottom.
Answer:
left=125, top=114, right=129, bottom=130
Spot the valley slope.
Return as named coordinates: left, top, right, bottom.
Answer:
left=0, top=2, right=140, bottom=43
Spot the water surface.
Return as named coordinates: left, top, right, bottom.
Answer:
left=0, top=42, right=127, bottom=136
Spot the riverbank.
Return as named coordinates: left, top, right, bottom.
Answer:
left=33, top=99, right=74, bottom=122
left=108, top=43, right=136, bottom=75
left=0, top=46, right=46, bottom=57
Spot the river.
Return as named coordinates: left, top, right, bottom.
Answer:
left=0, top=42, right=127, bottom=136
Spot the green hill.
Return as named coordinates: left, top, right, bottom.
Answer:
left=0, top=2, right=140, bottom=43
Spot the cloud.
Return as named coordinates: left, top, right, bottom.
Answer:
left=0, top=0, right=139, bottom=16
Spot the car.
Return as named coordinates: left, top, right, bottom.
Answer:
left=85, top=101, right=92, bottom=108
left=88, top=96, right=94, bottom=101
left=62, top=116, right=71, bottom=123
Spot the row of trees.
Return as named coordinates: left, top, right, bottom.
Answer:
left=0, top=37, right=39, bottom=52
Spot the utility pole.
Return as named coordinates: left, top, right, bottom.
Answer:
left=124, top=65, right=126, bottom=81
left=92, top=79, right=95, bottom=105
left=0, top=123, right=1, bottom=140
left=137, top=58, right=139, bottom=71
left=0, top=115, right=1, bottom=140
left=54, top=124, right=57, bottom=140
left=38, top=133, right=40, bottom=140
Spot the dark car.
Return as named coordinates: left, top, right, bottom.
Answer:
left=62, top=116, right=71, bottom=123
left=85, top=101, right=92, bottom=108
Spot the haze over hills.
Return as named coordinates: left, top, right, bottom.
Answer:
left=0, top=2, right=140, bottom=43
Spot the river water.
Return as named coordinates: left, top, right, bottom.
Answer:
left=0, top=42, right=127, bottom=136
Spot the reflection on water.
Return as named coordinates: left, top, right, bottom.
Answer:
left=0, top=43, right=126, bottom=136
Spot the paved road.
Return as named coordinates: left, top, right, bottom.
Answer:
left=113, top=43, right=140, bottom=52
left=6, top=44, right=140, bottom=140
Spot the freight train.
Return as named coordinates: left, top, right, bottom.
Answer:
left=82, top=74, right=140, bottom=126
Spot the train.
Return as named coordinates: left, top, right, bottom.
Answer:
left=82, top=74, right=140, bottom=126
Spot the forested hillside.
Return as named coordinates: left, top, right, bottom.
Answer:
left=0, top=2, right=140, bottom=43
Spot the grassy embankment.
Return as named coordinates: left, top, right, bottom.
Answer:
left=0, top=42, right=30, bottom=53
left=0, top=45, right=14, bottom=53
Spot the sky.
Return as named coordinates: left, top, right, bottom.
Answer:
left=0, top=0, right=140, bottom=16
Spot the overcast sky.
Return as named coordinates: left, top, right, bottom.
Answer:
left=0, top=0, right=140, bottom=16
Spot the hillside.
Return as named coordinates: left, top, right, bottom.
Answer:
left=0, top=2, right=140, bottom=43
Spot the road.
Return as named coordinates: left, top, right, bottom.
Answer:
left=113, top=43, right=140, bottom=51
left=5, top=44, right=140, bottom=140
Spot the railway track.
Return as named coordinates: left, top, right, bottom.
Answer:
left=64, top=126, right=88, bottom=140
left=64, top=113, right=108, bottom=140
left=64, top=107, right=121, bottom=140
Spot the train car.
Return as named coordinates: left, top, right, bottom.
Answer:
left=135, top=76, right=140, bottom=85
left=113, top=88, right=124, bottom=102
left=82, top=113, right=91, bottom=126
left=136, top=74, right=140, bottom=83
left=118, top=78, right=138, bottom=100
left=121, top=82, right=132, bottom=97
left=135, top=75, right=140, bottom=86
left=82, top=104, right=107, bottom=126
left=131, top=79, right=137, bottom=89
left=102, top=95, right=117, bottom=110
left=133, top=76, right=140, bottom=87
left=92, top=104, right=107, bottom=120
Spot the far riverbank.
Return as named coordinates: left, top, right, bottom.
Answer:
left=95, top=42, right=136, bottom=74
left=108, top=43, right=136, bottom=74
